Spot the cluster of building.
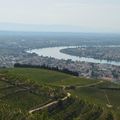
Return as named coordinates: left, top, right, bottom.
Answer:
left=18, top=53, right=120, bottom=83
left=0, top=55, right=15, bottom=68
left=0, top=52, right=120, bottom=83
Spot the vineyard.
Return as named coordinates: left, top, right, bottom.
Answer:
left=0, top=68, right=120, bottom=120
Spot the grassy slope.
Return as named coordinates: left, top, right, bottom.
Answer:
left=5, top=68, right=96, bottom=86
left=6, top=68, right=71, bottom=84
left=0, top=68, right=120, bottom=119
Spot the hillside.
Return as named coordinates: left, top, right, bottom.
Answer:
left=0, top=68, right=120, bottom=120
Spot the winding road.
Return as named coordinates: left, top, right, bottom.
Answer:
left=28, top=81, right=103, bottom=114
left=76, top=80, right=103, bottom=88
left=29, top=92, right=71, bottom=114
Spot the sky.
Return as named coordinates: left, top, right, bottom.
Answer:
left=0, top=0, right=120, bottom=33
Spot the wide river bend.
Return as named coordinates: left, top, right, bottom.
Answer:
left=27, top=46, right=120, bottom=66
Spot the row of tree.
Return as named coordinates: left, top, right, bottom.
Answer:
left=14, top=63, right=79, bottom=76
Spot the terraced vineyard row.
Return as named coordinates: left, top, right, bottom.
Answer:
left=0, top=68, right=120, bottom=120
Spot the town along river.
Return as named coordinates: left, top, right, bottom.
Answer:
left=27, top=46, right=120, bottom=66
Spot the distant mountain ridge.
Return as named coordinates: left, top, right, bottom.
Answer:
left=0, top=23, right=100, bottom=33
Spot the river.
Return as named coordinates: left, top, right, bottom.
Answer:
left=27, top=46, right=120, bottom=66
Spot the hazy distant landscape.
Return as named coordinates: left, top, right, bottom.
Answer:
left=0, top=32, right=120, bottom=120
left=0, top=32, right=120, bottom=81
left=0, top=0, right=120, bottom=119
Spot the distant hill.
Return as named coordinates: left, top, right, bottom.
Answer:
left=0, top=23, right=99, bottom=33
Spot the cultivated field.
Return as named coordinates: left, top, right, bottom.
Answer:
left=0, top=68, right=120, bottom=120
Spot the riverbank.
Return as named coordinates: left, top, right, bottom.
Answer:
left=27, top=46, right=120, bottom=66
left=17, top=53, right=120, bottom=82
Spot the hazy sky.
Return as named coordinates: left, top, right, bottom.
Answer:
left=0, top=0, right=120, bottom=33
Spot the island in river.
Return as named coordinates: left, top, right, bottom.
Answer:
left=60, top=46, right=120, bottom=62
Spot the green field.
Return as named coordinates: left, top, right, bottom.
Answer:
left=0, top=68, right=120, bottom=120
left=3, top=68, right=97, bottom=85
